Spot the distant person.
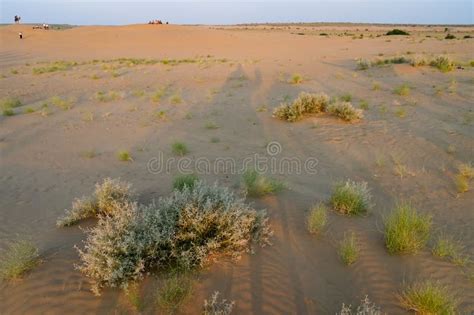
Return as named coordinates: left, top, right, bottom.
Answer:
left=14, top=15, right=19, bottom=24
left=19, top=32, right=23, bottom=39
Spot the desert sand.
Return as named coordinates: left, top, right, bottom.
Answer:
left=0, top=23, right=473, bottom=314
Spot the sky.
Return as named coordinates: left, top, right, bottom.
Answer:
left=1, top=1, right=472, bottom=25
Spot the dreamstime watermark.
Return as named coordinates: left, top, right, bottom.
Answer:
left=147, top=141, right=319, bottom=175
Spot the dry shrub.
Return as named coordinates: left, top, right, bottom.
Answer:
left=327, top=102, right=363, bottom=122
left=273, top=92, right=329, bottom=122
left=203, top=291, right=235, bottom=315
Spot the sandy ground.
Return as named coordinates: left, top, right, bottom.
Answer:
left=0, top=24, right=474, bottom=314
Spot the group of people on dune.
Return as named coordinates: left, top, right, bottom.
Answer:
left=14, top=15, right=21, bottom=24
left=148, top=19, right=169, bottom=25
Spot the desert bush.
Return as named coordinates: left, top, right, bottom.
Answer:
left=330, top=180, right=372, bottom=215
left=458, top=162, right=474, bottom=179
left=173, top=174, right=199, bottom=191
left=203, top=291, right=235, bottom=315
left=356, top=59, right=370, bottom=70
left=172, top=141, right=189, bottom=156
left=289, top=73, right=303, bottom=84
left=1, top=97, right=22, bottom=116
left=0, top=240, right=39, bottom=280
left=338, top=232, right=359, bottom=265
left=306, top=203, right=327, bottom=235
left=273, top=92, right=329, bottom=122
left=50, top=96, right=73, bottom=110
left=117, top=150, right=133, bottom=162
left=57, top=178, right=133, bottom=227
left=399, top=281, right=457, bottom=314
left=74, top=181, right=271, bottom=294
left=169, top=93, right=182, bottom=104
left=339, top=93, right=352, bottom=102
left=359, top=100, right=369, bottom=110
left=327, top=102, right=363, bottom=122
left=242, top=170, right=285, bottom=197
left=95, top=90, right=121, bottom=102
left=430, top=55, right=455, bottom=72
left=410, top=55, right=429, bottom=67
left=338, top=296, right=382, bottom=315
left=384, top=203, right=431, bottom=254
left=445, top=34, right=456, bottom=40
left=386, top=29, right=409, bottom=35
left=393, top=83, right=410, bottom=96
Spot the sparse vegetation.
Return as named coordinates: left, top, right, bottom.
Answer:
left=356, top=58, right=370, bottom=70
left=169, top=93, right=183, bottom=104
left=1, top=97, right=22, bottom=116
left=289, top=73, right=303, bottom=84
left=430, top=55, right=455, bottom=72
left=203, top=291, right=235, bottom=315
left=205, top=121, right=219, bottom=129
left=445, top=34, right=456, bottom=40
left=95, top=91, right=121, bottom=102
left=172, top=141, right=189, bottom=156
left=173, top=174, right=199, bottom=191
left=339, top=93, right=352, bottom=102
left=50, top=96, right=74, bottom=110
left=0, top=240, right=40, bottom=280
left=338, top=296, right=382, bottom=315
left=330, top=180, right=372, bottom=215
left=273, top=92, right=329, bottom=122
left=69, top=180, right=271, bottom=295
left=327, top=101, right=363, bottom=122
left=338, top=232, right=359, bottom=266
left=157, top=272, right=193, bottom=313
left=242, top=170, right=284, bottom=197
left=386, top=29, right=409, bottom=36
left=33, top=60, right=76, bottom=74
left=393, top=83, right=410, bottom=96
left=399, top=281, right=457, bottom=314
left=117, top=150, right=133, bottom=162
left=384, top=203, right=432, bottom=254
left=359, top=100, right=369, bottom=110
left=306, top=203, right=327, bottom=235
left=432, top=234, right=469, bottom=266
left=455, top=163, right=473, bottom=193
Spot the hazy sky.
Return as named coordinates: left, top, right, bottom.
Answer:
left=1, top=1, right=472, bottom=25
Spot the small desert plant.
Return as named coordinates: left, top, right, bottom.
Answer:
left=384, top=203, right=432, bottom=254
left=399, top=281, right=457, bottom=314
left=210, top=137, right=220, bottom=143
left=432, top=234, right=469, bottom=266
left=359, top=100, right=369, bottom=110
left=205, top=121, right=219, bottom=129
left=327, top=102, right=363, bottom=122
left=242, top=170, right=284, bottom=197
left=273, top=92, right=329, bottom=122
left=2, top=108, right=14, bottom=116
left=125, top=283, right=144, bottom=312
left=395, top=108, right=406, bottom=118
left=50, top=96, right=73, bottom=110
left=372, top=82, right=381, bottom=91
left=455, top=162, right=473, bottom=193
left=458, top=162, right=474, bottom=179
left=330, top=180, right=372, bottom=215
left=203, top=291, right=235, bottom=315
left=339, top=232, right=359, bottom=265
left=289, top=73, right=303, bottom=84
left=356, top=59, right=370, bottom=70
left=157, top=273, right=193, bottom=313
left=338, top=295, right=382, bottom=315
left=455, top=174, right=469, bottom=193
left=445, top=34, right=456, bottom=40
left=386, top=29, right=409, bottom=36
left=339, top=93, right=352, bottom=102
left=151, top=87, right=168, bottom=103
left=117, top=150, right=133, bottom=162
left=430, top=55, right=455, bottom=72
left=23, top=107, right=36, bottom=114
left=1, top=97, right=22, bottom=116
left=172, top=141, right=189, bottom=156
left=169, top=93, right=182, bottom=104
left=393, top=84, right=410, bottom=96
left=0, top=240, right=39, bottom=280
left=306, top=203, right=327, bottom=235
left=56, top=178, right=133, bottom=227
left=410, top=55, right=428, bottom=67
left=173, top=174, right=199, bottom=191
left=95, top=91, right=120, bottom=102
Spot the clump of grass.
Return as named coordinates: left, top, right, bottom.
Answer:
left=172, top=141, right=189, bottom=156
left=117, top=150, right=133, bottom=162
left=386, top=29, right=409, bottom=35
left=73, top=180, right=271, bottom=295
left=210, top=137, right=220, bottom=143
left=306, top=203, right=327, bottom=235
left=56, top=178, right=134, bottom=227
left=289, top=73, right=303, bottom=84
left=0, top=240, right=40, bottom=280
left=430, top=55, right=455, bottom=72
left=432, top=234, right=469, bottom=266
left=273, top=92, right=329, bottom=122
left=455, top=163, right=473, bottom=193
left=339, top=93, right=352, bottom=102
left=173, top=174, right=199, bottom=191
left=95, top=91, right=121, bottom=102
left=327, top=102, right=363, bottom=122
left=384, top=203, right=432, bottom=254
left=359, top=100, right=369, bottom=110
left=23, top=107, right=36, bottom=114
left=205, top=121, right=219, bottom=129
left=242, top=169, right=284, bottom=197
left=338, top=232, right=359, bottom=266
left=169, top=93, right=182, bottom=104
left=410, top=55, right=429, bottom=67
left=458, top=162, right=474, bottom=179
left=445, top=34, right=456, bottom=40
left=203, top=291, right=235, bottom=315
left=91, top=74, right=100, bottom=80
left=372, top=82, right=381, bottom=91
left=81, top=149, right=98, bottom=159
left=132, top=89, right=145, bottom=97
left=330, top=180, right=372, bottom=215
left=395, top=108, right=406, bottom=118
left=125, top=283, right=144, bottom=312
left=157, top=273, right=193, bottom=313
left=32, top=60, right=76, bottom=74
left=151, top=87, right=167, bottom=103
left=338, top=296, right=382, bottom=315
left=399, top=281, right=457, bottom=314
left=356, top=58, right=370, bottom=70
left=394, top=84, right=410, bottom=96
left=1, top=97, right=22, bottom=116
left=50, top=96, right=73, bottom=110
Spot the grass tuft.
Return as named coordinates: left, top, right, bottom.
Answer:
left=432, top=234, right=469, bottom=266
left=430, top=55, right=455, bottom=73
left=306, top=203, right=327, bottom=235
left=327, top=102, right=363, bottom=122
left=338, top=232, right=359, bottom=266
left=242, top=170, right=284, bottom=197
left=117, top=150, right=133, bottom=162
left=399, top=281, right=457, bottom=314
left=330, top=180, right=372, bottom=215
left=173, top=174, right=199, bottom=191
left=172, top=141, right=189, bottom=156
left=384, top=203, right=431, bottom=254
left=394, top=84, right=410, bottom=96
left=289, top=73, right=303, bottom=84
left=0, top=240, right=39, bottom=280
left=157, top=273, right=193, bottom=313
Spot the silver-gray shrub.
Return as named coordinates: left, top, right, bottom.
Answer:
left=203, top=291, right=235, bottom=315
left=76, top=181, right=272, bottom=295
left=273, top=92, right=329, bottom=122
left=338, top=296, right=382, bottom=315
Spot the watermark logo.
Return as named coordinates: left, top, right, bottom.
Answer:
left=147, top=141, right=318, bottom=175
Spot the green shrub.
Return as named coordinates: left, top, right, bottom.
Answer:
left=242, top=170, right=285, bottom=197
left=330, top=180, right=372, bottom=215
left=339, top=94, right=352, bottom=102
left=172, top=141, right=189, bottom=156
left=393, top=83, right=410, bottom=96
left=74, top=181, right=271, bottom=295
left=289, top=73, right=303, bottom=84
left=203, top=291, right=235, bottom=315
left=327, top=102, right=363, bottom=122
left=430, top=55, right=455, bottom=72
left=0, top=240, right=39, bottom=280
left=399, top=281, right=457, bottom=314
left=386, top=29, right=409, bottom=36
left=445, top=34, right=456, bottom=40
left=173, top=174, right=199, bottom=191
left=1, top=97, right=22, bottom=116
left=338, top=232, right=359, bottom=266
left=50, top=96, right=73, bottom=110
left=359, top=100, right=369, bottom=110
left=117, top=150, right=133, bottom=162
left=432, top=234, right=468, bottom=266
left=384, top=203, right=431, bottom=254
left=2, top=108, right=14, bottom=116
left=273, top=92, right=329, bottom=122
left=56, top=178, right=133, bottom=227
left=306, top=203, right=327, bottom=235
